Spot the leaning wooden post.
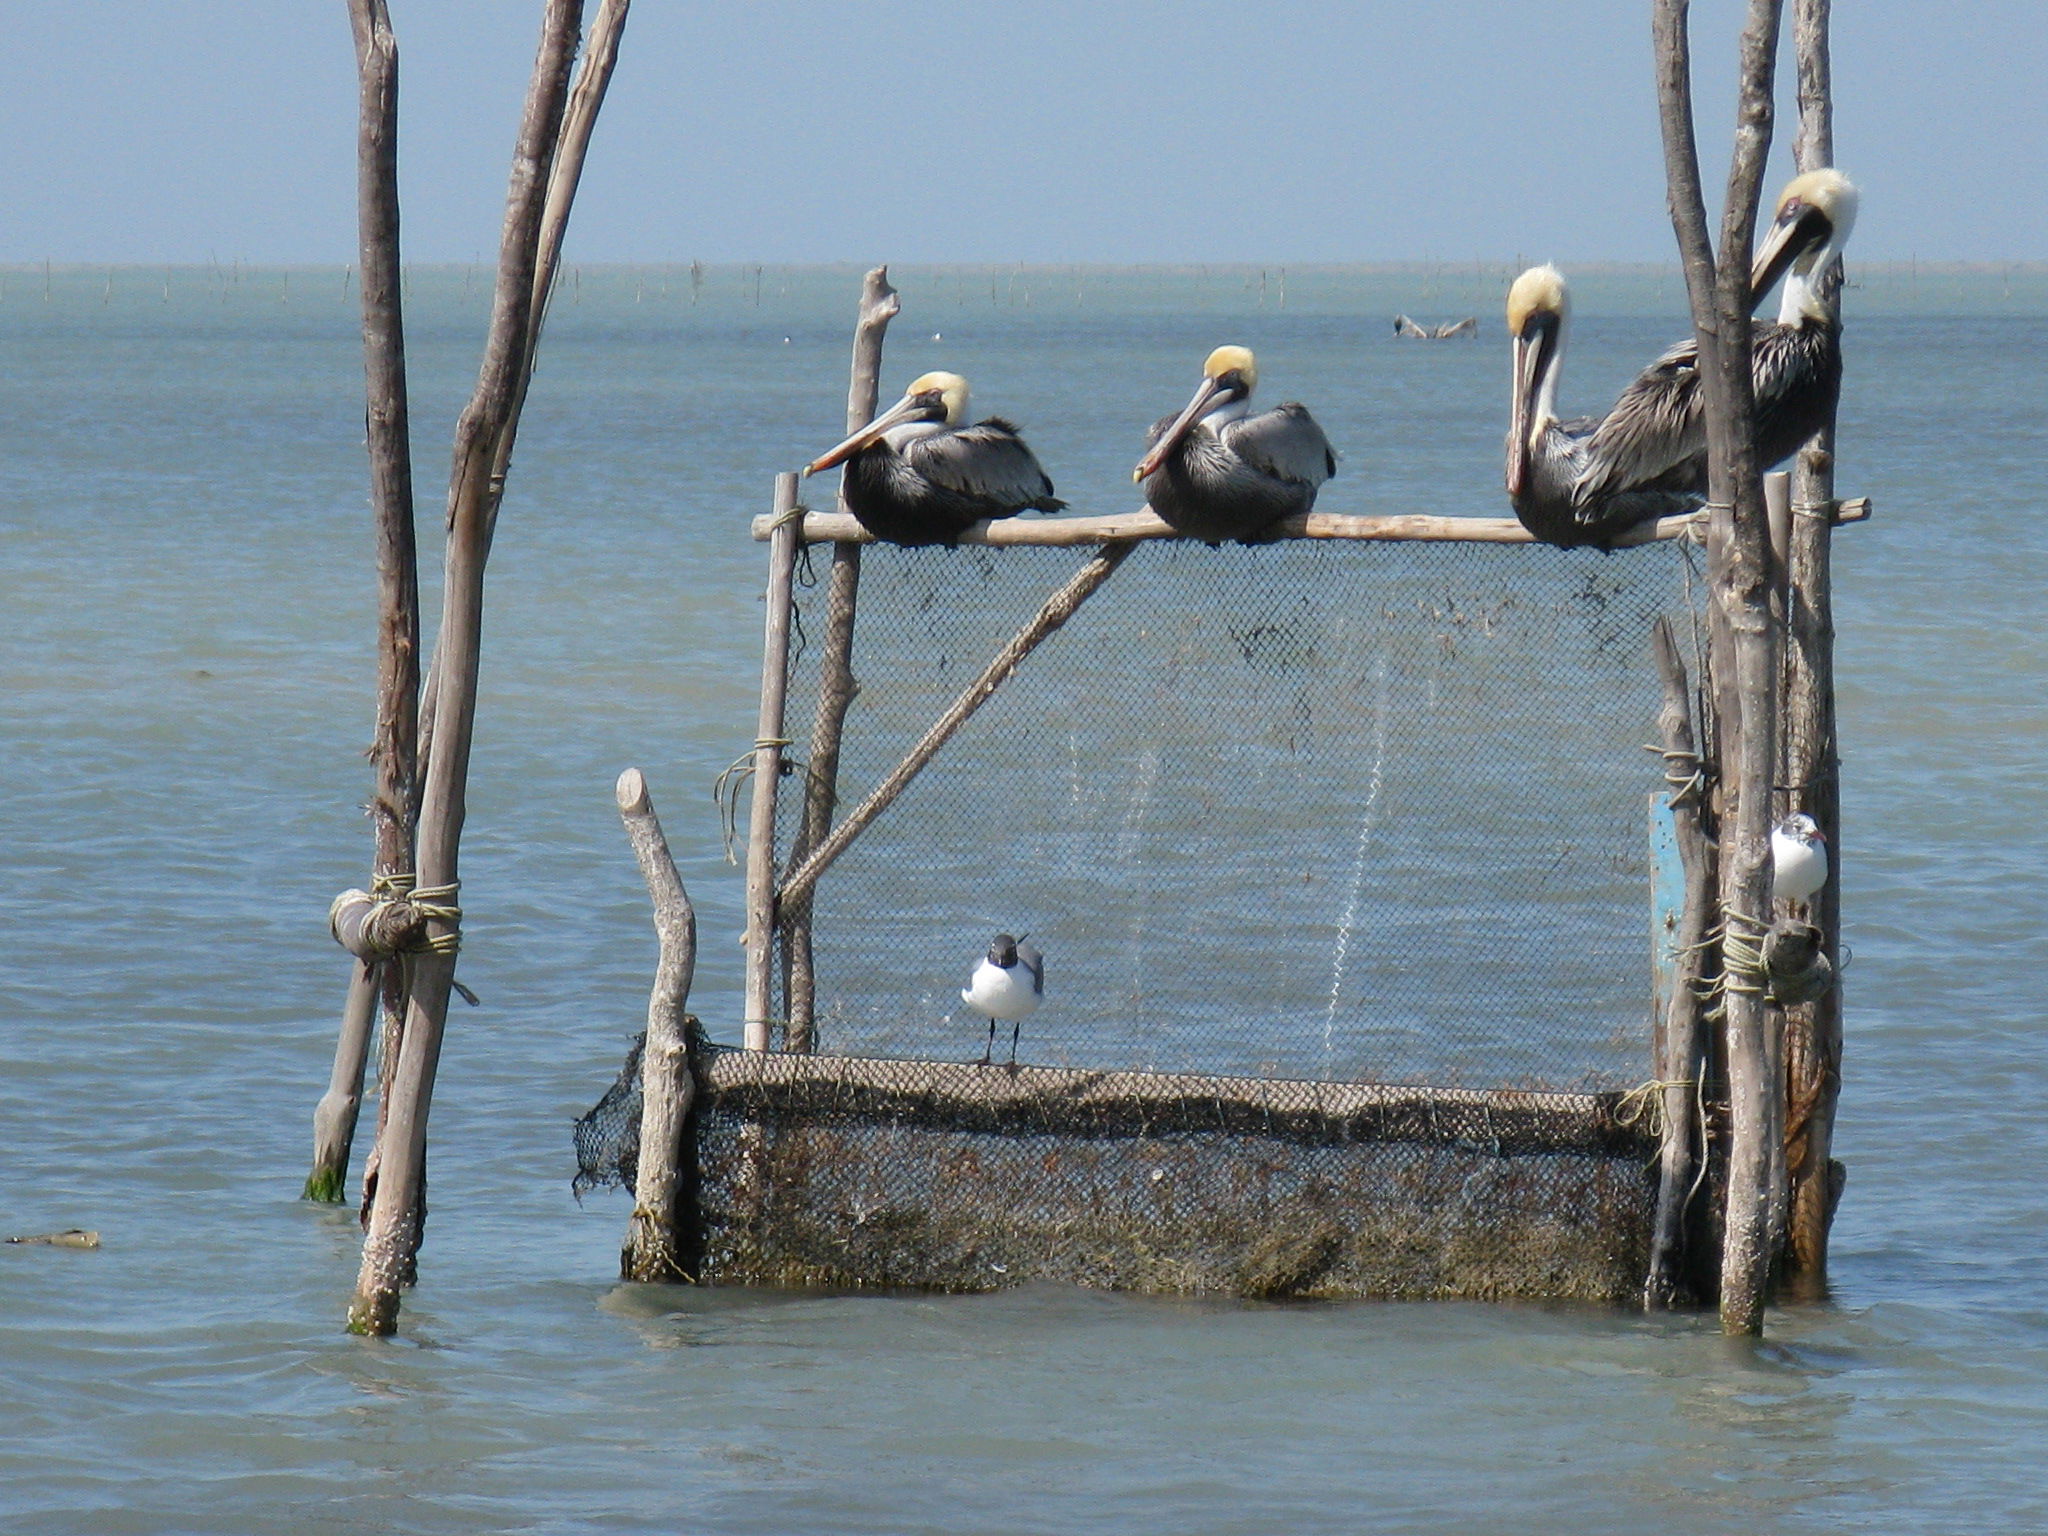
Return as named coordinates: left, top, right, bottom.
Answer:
left=743, top=473, right=802, bottom=1052
left=349, top=0, right=586, bottom=1337
left=781, top=266, right=899, bottom=1051
left=308, top=0, right=424, bottom=1206
left=616, top=768, right=698, bottom=1282
left=1651, top=0, right=1786, bottom=1336
left=1646, top=617, right=1718, bottom=1308
left=1781, top=0, right=1843, bottom=1298
left=778, top=540, right=1136, bottom=913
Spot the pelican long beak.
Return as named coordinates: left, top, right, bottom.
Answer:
left=803, top=392, right=929, bottom=477
left=1749, top=202, right=1830, bottom=309
left=1133, top=375, right=1232, bottom=483
left=1506, top=319, right=1552, bottom=499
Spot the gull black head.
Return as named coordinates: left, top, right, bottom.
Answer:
left=1776, top=811, right=1825, bottom=845
left=988, top=932, right=1021, bottom=968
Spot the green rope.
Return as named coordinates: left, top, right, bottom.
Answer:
left=713, top=738, right=793, bottom=865
left=1719, top=907, right=1771, bottom=998
left=407, top=880, right=462, bottom=956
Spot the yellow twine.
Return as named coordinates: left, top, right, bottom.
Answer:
left=713, top=739, right=793, bottom=864
left=1719, top=907, right=1770, bottom=998
left=1615, top=1078, right=1700, bottom=1139
left=407, top=880, right=462, bottom=956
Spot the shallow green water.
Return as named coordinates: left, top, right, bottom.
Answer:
left=1, top=266, right=2044, bottom=1533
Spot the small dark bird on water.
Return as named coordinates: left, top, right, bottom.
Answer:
left=803, top=371, right=1063, bottom=546
left=1134, top=345, right=1336, bottom=545
left=962, top=932, right=1043, bottom=1067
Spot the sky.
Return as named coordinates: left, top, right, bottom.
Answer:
left=4, top=1, right=2042, bottom=266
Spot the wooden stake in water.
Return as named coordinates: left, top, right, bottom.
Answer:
left=743, top=474, right=802, bottom=1053
left=781, top=266, right=898, bottom=1051
left=1650, top=0, right=1787, bottom=1336
left=349, top=0, right=595, bottom=1337
left=615, top=769, right=698, bottom=1283
left=308, top=0, right=422, bottom=1208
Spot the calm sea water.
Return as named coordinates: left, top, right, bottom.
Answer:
left=2, top=264, right=2045, bottom=1533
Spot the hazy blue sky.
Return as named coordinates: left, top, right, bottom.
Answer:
left=5, top=2, right=2042, bottom=265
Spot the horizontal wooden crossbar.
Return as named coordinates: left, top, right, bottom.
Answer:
left=751, top=499, right=1870, bottom=547
left=699, top=1047, right=1653, bottom=1157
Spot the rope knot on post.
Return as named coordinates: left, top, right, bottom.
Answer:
left=1720, top=908, right=1772, bottom=998
left=405, top=880, right=462, bottom=955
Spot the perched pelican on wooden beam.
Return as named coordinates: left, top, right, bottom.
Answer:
left=1504, top=264, right=1696, bottom=548
left=803, top=371, right=1064, bottom=546
left=1572, top=169, right=1859, bottom=515
left=1133, top=346, right=1336, bottom=545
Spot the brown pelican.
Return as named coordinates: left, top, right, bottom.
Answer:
left=1133, top=346, right=1336, bottom=544
left=1572, top=168, right=1859, bottom=515
left=803, top=371, right=1064, bottom=546
left=1505, top=264, right=1696, bottom=548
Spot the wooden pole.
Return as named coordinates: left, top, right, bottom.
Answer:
left=1782, top=0, right=1843, bottom=1299
left=781, top=266, right=899, bottom=1051
left=1646, top=618, right=1718, bottom=1308
left=615, top=768, right=698, bottom=1283
left=309, top=0, right=423, bottom=1207
left=349, top=0, right=588, bottom=1337
left=778, top=541, right=1136, bottom=914
left=743, top=474, right=802, bottom=1052
left=1651, top=0, right=1786, bottom=1336
left=757, top=503, right=1865, bottom=549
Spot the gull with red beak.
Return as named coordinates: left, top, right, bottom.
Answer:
left=802, top=371, right=1064, bottom=547
left=1572, top=169, right=1859, bottom=514
left=1133, top=346, right=1336, bottom=545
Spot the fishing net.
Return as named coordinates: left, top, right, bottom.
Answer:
left=588, top=531, right=1705, bottom=1299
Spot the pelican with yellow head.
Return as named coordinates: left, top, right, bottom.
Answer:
left=1504, top=264, right=1694, bottom=548
left=803, top=371, right=1063, bottom=546
left=1571, top=169, right=1858, bottom=518
left=1133, top=346, right=1336, bottom=544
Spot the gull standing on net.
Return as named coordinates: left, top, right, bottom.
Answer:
left=802, top=371, right=1064, bottom=546
left=1771, top=813, right=1829, bottom=902
left=1133, top=346, right=1336, bottom=545
left=963, top=933, right=1044, bottom=1066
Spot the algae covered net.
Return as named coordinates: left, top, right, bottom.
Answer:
left=772, top=535, right=1700, bottom=1087
left=672, top=531, right=1701, bottom=1299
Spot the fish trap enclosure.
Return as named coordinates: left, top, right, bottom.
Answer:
left=676, top=503, right=1714, bottom=1303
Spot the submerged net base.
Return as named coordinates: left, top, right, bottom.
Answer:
left=691, top=1047, right=1658, bottom=1303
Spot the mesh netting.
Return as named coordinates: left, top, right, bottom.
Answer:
left=689, top=1047, right=1658, bottom=1302
left=774, top=536, right=1703, bottom=1089
left=573, top=1032, right=643, bottom=1200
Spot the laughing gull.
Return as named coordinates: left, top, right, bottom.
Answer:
left=1771, top=813, right=1829, bottom=902
left=962, top=933, right=1044, bottom=1066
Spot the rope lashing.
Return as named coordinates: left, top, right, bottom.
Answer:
left=1643, top=743, right=1708, bottom=810
left=1614, top=1077, right=1700, bottom=1139
left=1790, top=499, right=1839, bottom=522
left=714, top=738, right=793, bottom=864
left=1720, top=907, right=1771, bottom=998
left=407, top=881, right=462, bottom=955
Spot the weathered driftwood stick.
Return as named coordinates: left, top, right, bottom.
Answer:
left=307, top=961, right=382, bottom=1204
left=697, top=1047, right=1654, bottom=1157
left=1782, top=0, right=1843, bottom=1300
left=1652, top=0, right=1787, bottom=1337
left=1646, top=618, right=1718, bottom=1308
left=755, top=502, right=1869, bottom=548
left=615, top=768, right=698, bottom=1283
left=777, top=540, right=1136, bottom=912
left=350, top=0, right=586, bottom=1338
left=782, top=266, right=899, bottom=1051
left=742, top=474, right=802, bottom=1052
left=310, top=0, right=424, bottom=1209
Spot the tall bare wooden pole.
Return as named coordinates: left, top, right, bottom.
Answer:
left=309, top=0, right=422, bottom=1206
left=1651, top=0, right=1786, bottom=1336
left=615, top=768, right=697, bottom=1282
left=349, top=0, right=588, bottom=1336
left=1781, top=0, right=1843, bottom=1299
left=781, top=267, right=898, bottom=1050
left=743, top=475, right=802, bottom=1052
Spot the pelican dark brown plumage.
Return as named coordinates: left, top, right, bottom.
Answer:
left=1134, top=346, right=1336, bottom=545
left=803, top=371, right=1064, bottom=546
left=1571, top=169, right=1859, bottom=518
